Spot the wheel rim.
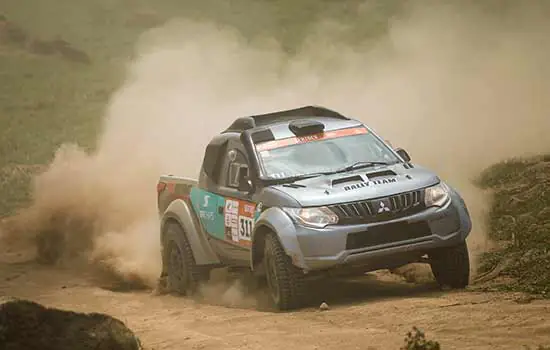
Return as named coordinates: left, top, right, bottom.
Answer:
left=265, top=252, right=281, bottom=305
left=168, top=243, right=187, bottom=292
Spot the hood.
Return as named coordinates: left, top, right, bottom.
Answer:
left=271, top=163, right=440, bottom=207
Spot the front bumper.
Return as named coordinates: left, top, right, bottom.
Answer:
left=294, top=197, right=471, bottom=272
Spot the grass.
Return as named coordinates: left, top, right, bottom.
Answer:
left=475, top=155, right=550, bottom=297
left=1, top=0, right=532, bottom=215
left=1, top=0, right=139, bottom=215
left=0, top=0, right=409, bottom=216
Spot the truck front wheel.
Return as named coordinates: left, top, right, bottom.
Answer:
left=429, top=241, right=470, bottom=289
left=263, top=232, right=306, bottom=311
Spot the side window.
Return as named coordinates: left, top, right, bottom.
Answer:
left=222, top=148, right=249, bottom=189
left=204, top=141, right=228, bottom=185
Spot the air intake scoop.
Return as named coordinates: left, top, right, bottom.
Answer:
left=288, top=120, right=325, bottom=136
left=331, top=175, right=364, bottom=186
left=365, top=170, right=396, bottom=179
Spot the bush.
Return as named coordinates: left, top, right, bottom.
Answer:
left=475, top=156, right=550, bottom=297
left=401, top=327, right=441, bottom=350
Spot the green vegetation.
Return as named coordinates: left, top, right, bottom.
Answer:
left=0, top=0, right=540, bottom=216
left=401, top=327, right=440, bottom=350
left=0, top=0, right=408, bottom=216
left=1, top=0, right=139, bottom=215
left=476, top=155, right=550, bottom=297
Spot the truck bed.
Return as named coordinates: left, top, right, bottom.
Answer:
left=157, top=175, right=197, bottom=215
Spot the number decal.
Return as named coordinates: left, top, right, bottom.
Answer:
left=223, top=198, right=256, bottom=247
left=238, top=216, right=253, bottom=241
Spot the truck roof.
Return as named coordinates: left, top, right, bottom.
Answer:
left=202, top=106, right=366, bottom=185
left=222, top=105, right=361, bottom=136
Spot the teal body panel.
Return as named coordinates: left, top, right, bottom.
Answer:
left=190, top=187, right=225, bottom=239
left=190, top=187, right=261, bottom=247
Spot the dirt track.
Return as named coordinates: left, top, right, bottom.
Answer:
left=1, top=245, right=550, bottom=350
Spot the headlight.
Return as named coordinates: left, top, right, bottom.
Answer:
left=282, top=206, right=339, bottom=228
left=424, top=182, right=450, bottom=207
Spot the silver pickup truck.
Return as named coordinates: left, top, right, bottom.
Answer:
left=156, top=106, right=473, bottom=311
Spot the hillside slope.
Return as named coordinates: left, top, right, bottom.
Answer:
left=476, top=156, right=550, bottom=297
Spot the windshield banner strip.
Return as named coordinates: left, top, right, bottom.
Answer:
left=255, top=126, right=368, bottom=152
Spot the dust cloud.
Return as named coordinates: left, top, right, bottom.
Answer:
left=5, top=1, right=550, bottom=296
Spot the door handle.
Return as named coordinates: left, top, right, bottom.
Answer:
left=218, top=206, right=224, bottom=214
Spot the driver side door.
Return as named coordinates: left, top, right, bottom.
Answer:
left=207, top=143, right=260, bottom=266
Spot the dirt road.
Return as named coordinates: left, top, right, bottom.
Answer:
left=1, top=245, right=549, bottom=350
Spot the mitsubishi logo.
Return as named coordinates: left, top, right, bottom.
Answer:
left=377, top=200, right=391, bottom=213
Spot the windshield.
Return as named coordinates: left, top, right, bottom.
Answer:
left=254, top=126, right=400, bottom=179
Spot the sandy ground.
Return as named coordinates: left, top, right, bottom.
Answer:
left=1, top=244, right=550, bottom=350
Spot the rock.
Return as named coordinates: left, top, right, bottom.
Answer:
left=319, top=302, right=329, bottom=311
left=0, top=299, right=142, bottom=350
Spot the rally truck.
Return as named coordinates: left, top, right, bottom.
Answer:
left=156, top=105, right=473, bottom=310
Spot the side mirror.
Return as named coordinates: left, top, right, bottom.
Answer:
left=237, top=166, right=253, bottom=193
left=395, top=148, right=411, bottom=162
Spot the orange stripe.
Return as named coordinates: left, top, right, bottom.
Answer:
left=255, top=126, right=368, bottom=152
left=238, top=240, right=252, bottom=247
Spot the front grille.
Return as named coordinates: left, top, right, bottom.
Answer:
left=346, top=221, right=432, bottom=250
left=329, top=190, right=426, bottom=225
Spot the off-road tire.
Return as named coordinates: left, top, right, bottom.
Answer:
left=429, top=241, right=470, bottom=289
left=162, top=222, right=208, bottom=295
left=263, top=232, right=306, bottom=311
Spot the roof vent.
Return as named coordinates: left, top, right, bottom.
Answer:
left=288, top=119, right=325, bottom=136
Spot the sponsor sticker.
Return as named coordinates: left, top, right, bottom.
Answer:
left=199, top=210, right=215, bottom=221
left=223, top=198, right=256, bottom=247
left=255, top=126, right=368, bottom=152
left=343, top=177, right=398, bottom=191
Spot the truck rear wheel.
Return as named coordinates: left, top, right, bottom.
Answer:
left=263, top=232, right=306, bottom=311
left=163, top=223, right=205, bottom=295
left=429, top=241, right=470, bottom=289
